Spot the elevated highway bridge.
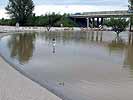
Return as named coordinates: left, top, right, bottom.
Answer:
left=70, top=10, right=133, bottom=29
left=70, top=10, right=132, bottom=18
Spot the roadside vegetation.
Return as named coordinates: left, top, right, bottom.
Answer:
left=105, top=18, right=129, bottom=36
left=128, top=0, right=133, bottom=31
left=0, top=0, right=132, bottom=29
left=0, top=13, right=77, bottom=27
left=5, top=0, right=34, bottom=26
left=1, top=0, right=77, bottom=27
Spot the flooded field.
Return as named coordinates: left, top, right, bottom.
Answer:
left=0, top=31, right=133, bottom=100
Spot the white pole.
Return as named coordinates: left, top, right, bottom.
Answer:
left=86, top=18, right=89, bottom=28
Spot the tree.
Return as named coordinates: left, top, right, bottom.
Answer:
left=129, top=0, right=133, bottom=11
left=105, top=18, right=129, bottom=36
left=5, top=0, right=34, bottom=26
left=45, top=13, right=62, bottom=31
left=0, top=13, right=77, bottom=27
left=128, top=0, right=133, bottom=31
left=55, top=14, right=77, bottom=27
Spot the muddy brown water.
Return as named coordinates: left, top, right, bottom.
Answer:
left=0, top=31, right=133, bottom=100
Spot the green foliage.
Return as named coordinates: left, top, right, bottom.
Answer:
left=128, top=0, right=133, bottom=31
left=0, top=18, right=16, bottom=26
left=30, top=13, right=77, bottom=27
left=5, top=0, right=34, bottom=26
left=56, top=16, right=77, bottom=27
left=0, top=13, right=77, bottom=27
left=129, top=0, right=133, bottom=10
left=105, top=18, right=129, bottom=35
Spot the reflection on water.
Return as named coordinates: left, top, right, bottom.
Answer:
left=124, top=45, right=133, bottom=75
left=8, top=33, right=36, bottom=64
left=108, top=37, right=125, bottom=55
left=1, top=31, right=133, bottom=100
left=52, top=38, right=56, bottom=54
left=108, top=32, right=133, bottom=75
left=128, top=32, right=133, bottom=45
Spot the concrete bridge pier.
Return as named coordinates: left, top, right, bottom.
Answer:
left=92, top=18, right=95, bottom=28
left=89, top=18, right=92, bottom=27
left=101, top=18, right=104, bottom=26
left=96, top=17, right=104, bottom=28
left=86, top=17, right=104, bottom=28
left=86, top=18, right=89, bottom=28
left=96, top=18, right=100, bottom=28
left=86, top=18, right=92, bottom=28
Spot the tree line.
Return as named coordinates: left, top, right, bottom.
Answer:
left=0, top=0, right=77, bottom=27
left=0, top=13, right=77, bottom=27
left=0, top=0, right=132, bottom=31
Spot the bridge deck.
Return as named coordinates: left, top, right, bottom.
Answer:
left=70, top=10, right=132, bottom=18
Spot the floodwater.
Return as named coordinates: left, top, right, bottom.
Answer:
left=0, top=31, right=133, bottom=100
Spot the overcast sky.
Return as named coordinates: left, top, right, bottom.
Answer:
left=0, top=0, right=128, bottom=19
